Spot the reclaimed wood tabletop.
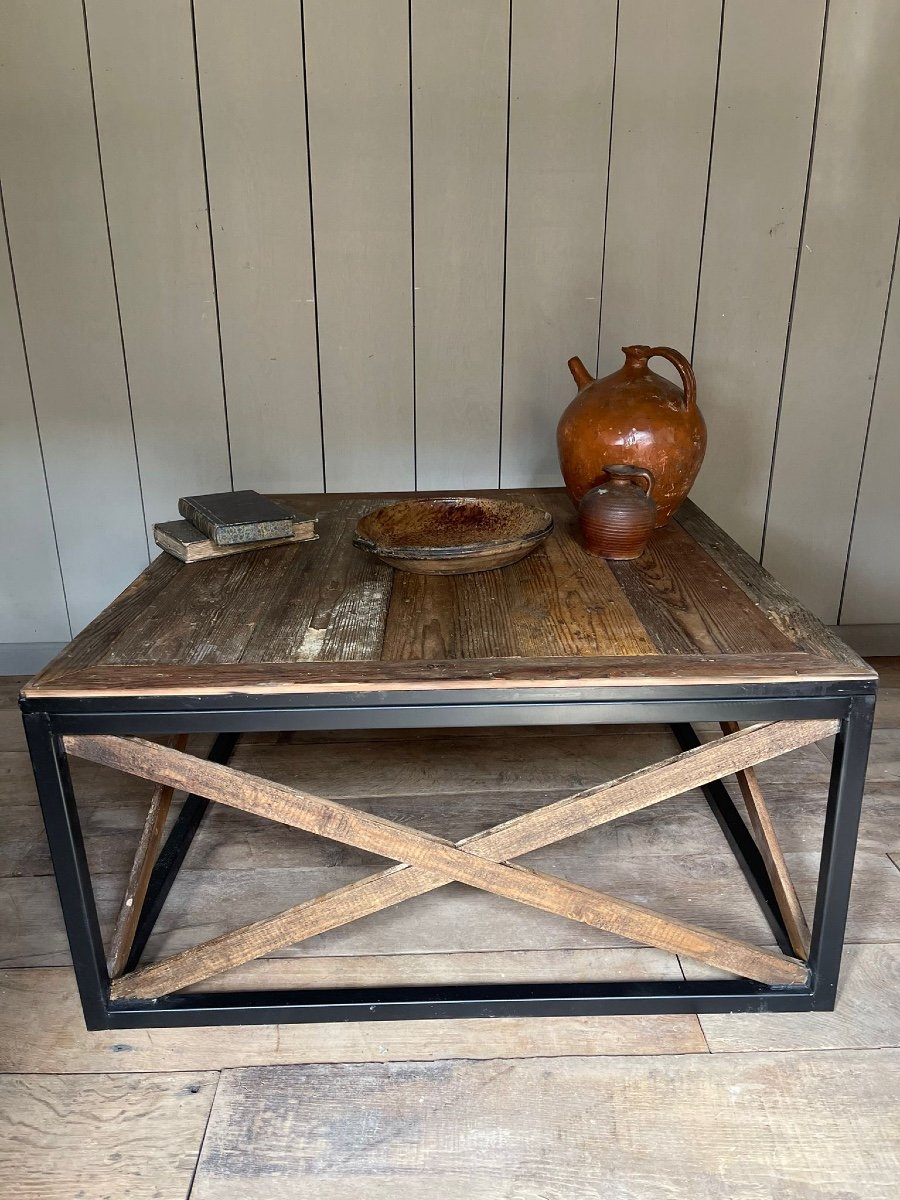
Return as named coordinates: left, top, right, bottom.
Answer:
left=23, top=490, right=874, bottom=698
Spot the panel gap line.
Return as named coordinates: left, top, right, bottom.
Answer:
left=184, top=1068, right=222, bottom=1199
left=0, top=182, right=73, bottom=638
left=594, top=0, right=620, bottom=376
left=299, top=0, right=327, bottom=492
left=408, top=0, right=418, bottom=490
left=836, top=212, right=900, bottom=623
left=690, top=0, right=726, bottom=362
left=189, top=0, right=234, bottom=490
left=497, top=0, right=513, bottom=488
left=759, top=0, right=831, bottom=565
left=80, top=0, right=150, bottom=565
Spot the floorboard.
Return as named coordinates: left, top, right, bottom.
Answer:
left=0, top=1071, right=216, bottom=1200
left=189, top=1051, right=900, bottom=1199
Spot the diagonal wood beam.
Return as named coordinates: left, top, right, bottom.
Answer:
left=106, top=733, right=189, bottom=979
left=721, top=721, right=811, bottom=958
left=65, top=720, right=834, bottom=997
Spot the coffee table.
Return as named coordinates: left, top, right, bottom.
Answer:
left=20, top=489, right=876, bottom=1031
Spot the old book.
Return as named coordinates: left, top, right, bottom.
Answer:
left=154, top=518, right=316, bottom=564
left=178, top=489, right=296, bottom=545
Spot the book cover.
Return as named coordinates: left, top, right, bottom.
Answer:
left=178, top=489, right=296, bottom=545
left=154, top=518, right=316, bottom=563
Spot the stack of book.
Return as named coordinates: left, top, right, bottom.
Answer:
left=154, top=490, right=317, bottom=563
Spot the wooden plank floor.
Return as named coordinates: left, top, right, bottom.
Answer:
left=1, top=667, right=898, bottom=1198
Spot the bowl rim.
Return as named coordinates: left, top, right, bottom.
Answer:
left=353, top=495, right=554, bottom=560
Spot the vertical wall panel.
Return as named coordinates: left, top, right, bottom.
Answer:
left=598, top=0, right=720, bottom=381
left=412, top=0, right=508, bottom=489
left=0, top=0, right=148, bottom=634
left=690, top=0, right=825, bottom=556
left=195, top=0, right=323, bottom=494
left=500, top=0, right=617, bottom=487
left=762, top=0, right=900, bottom=622
left=86, top=0, right=231, bottom=535
left=0, top=219, right=70, bottom=641
left=305, top=0, right=415, bottom=491
left=840, top=235, right=900, bottom=623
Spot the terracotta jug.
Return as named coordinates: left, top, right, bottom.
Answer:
left=557, top=345, right=706, bottom=526
left=578, top=465, right=656, bottom=559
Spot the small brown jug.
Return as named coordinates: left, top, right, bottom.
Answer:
left=578, top=465, right=656, bottom=560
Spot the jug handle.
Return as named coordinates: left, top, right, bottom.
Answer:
left=603, top=464, right=654, bottom=496
left=646, top=347, right=697, bottom=410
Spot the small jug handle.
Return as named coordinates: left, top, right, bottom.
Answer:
left=645, top=347, right=697, bottom=410
left=602, top=464, right=654, bottom=496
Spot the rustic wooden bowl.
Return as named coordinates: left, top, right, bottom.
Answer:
left=353, top=496, right=554, bottom=575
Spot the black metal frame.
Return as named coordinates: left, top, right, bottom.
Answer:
left=20, top=680, right=875, bottom=1030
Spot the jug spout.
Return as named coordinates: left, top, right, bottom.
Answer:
left=567, top=356, right=594, bottom=390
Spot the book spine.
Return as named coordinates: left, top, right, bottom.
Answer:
left=178, top=496, right=220, bottom=542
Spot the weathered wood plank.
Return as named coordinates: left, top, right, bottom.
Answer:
left=675, top=499, right=871, bottom=670
left=189, top=1052, right=900, bottom=1200
left=720, top=721, right=810, bottom=958
left=0, top=1072, right=216, bottom=1200
left=194, top=0, right=323, bottom=492
left=500, top=0, right=616, bottom=486
left=25, top=652, right=869, bottom=697
left=70, top=723, right=832, bottom=994
left=106, top=734, right=189, bottom=978
left=7, top=849, right=897, bottom=970
left=609, top=523, right=797, bottom=655
left=688, top=942, right=900, bottom=1051
left=0, top=959, right=704, bottom=1075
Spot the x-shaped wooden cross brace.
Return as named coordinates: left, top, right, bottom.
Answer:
left=64, top=718, right=836, bottom=1000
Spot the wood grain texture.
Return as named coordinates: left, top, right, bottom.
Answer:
left=841, top=238, right=900, bottom=623
left=68, top=723, right=831, bottom=994
left=598, top=0, right=721, bottom=381
left=411, top=0, right=507, bottom=488
left=0, top=222, right=69, bottom=642
left=675, top=499, right=870, bottom=669
left=304, top=0, right=414, bottom=491
left=195, top=0, right=323, bottom=493
left=85, top=0, right=232, bottom=540
left=23, top=490, right=874, bottom=696
left=609, top=523, right=796, bottom=655
left=690, top=0, right=825, bottom=554
left=720, top=721, right=810, bottom=958
left=0, top=1072, right=216, bottom=1200
left=189, top=1052, right=900, bottom=1200
left=0, top=0, right=148, bottom=633
left=763, top=0, right=900, bottom=621
left=500, top=0, right=616, bottom=486
left=0, top=961, right=704, bottom=1075
left=689, top=942, right=900, bottom=1051
left=106, top=734, right=189, bottom=978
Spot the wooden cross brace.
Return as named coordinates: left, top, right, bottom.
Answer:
left=63, top=718, right=837, bottom=1000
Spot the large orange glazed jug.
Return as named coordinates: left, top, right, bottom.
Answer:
left=557, top=345, right=706, bottom=526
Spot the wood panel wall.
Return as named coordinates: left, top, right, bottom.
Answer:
left=2, top=0, right=899, bottom=643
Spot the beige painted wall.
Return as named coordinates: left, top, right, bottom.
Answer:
left=1, top=0, right=899, bottom=646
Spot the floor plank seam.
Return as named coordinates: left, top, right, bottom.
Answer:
left=183, top=1068, right=222, bottom=1200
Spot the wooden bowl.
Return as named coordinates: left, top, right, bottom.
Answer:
left=353, top=496, right=554, bottom=575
